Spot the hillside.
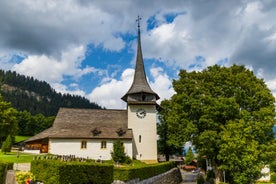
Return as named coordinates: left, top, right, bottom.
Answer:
left=0, top=70, right=102, bottom=116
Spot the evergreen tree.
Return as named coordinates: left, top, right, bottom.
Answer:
left=1, top=135, right=13, bottom=154
left=185, top=147, right=194, bottom=165
left=111, top=140, right=127, bottom=163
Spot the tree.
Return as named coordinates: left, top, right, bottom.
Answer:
left=1, top=135, right=13, bottom=154
left=159, top=65, right=276, bottom=183
left=185, top=147, right=194, bottom=165
left=0, top=95, right=18, bottom=143
left=157, top=101, right=183, bottom=161
left=111, top=140, right=129, bottom=164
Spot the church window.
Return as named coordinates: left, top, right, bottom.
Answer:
left=142, top=94, right=146, bottom=101
left=81, top=141, right=87, bottom=149
left=139, top=135, right=141, bottom=143
left=101, top=141, right=107, bottom=149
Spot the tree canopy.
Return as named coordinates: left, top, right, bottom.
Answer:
left=158, top=65, right=276, bottom=183
left=0, top=69, right=102, bottom=116
left=0, top=95, right=18, bottom=143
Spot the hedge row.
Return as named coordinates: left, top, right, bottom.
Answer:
left=0, top=161, right=13, bottom=183
left=271, top=173, right=276, bottom=183
left=31, top=160, right=113, bottom=184
left=113, top=161, right=175, bottom=181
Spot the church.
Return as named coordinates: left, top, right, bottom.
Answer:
left=25, top=20, right=160, bottom=163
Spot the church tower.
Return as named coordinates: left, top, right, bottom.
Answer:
left=122, top=16, right=160, bottom=163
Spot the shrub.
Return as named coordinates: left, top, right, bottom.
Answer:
left=207, top=169, right=215, bottom=180
left=15, top=171, right=35, bottom=184
left=1, top=135, right=13, bottom=154
left=111, top=139, right=131, bottom=164
left=197, top=174, right=205, bottom=184
left=271, top=173, right=276, bottom=183
left=31, top=160, right=113, bottom=184
left=0, top=161, right=13, bottom=183
left=270, top=161, right=276, bottom=172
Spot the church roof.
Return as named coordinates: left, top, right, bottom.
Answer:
left=25, top=108, right=132, bottom=142
left=121, top=18, right=159, bottom=102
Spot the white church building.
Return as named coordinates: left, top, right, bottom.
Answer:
left=25, top=20, right=160, bottom=163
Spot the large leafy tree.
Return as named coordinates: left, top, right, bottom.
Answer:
left=159, top=65, right=276, bottom=183
left=0, top=95, right=18, bottom=144
left=157, top=100, right=183, bottom=161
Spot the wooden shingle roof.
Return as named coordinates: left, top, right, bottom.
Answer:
left=121, top=20, right=159, bottom=102
left=26, top=108, right=132, bottom=142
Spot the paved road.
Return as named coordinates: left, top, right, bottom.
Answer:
left=180, top=170, right=197, bottom=184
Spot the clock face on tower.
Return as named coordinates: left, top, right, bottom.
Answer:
left=136, top=108, right=146, bottom=119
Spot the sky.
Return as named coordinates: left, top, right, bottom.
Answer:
left=1, top=0, right=276, bottom=109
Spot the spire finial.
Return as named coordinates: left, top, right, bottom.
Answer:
left=136, top=15, right=142, bottom=30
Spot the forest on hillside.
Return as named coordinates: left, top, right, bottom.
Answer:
left=0, top=69, right=102, bottom=116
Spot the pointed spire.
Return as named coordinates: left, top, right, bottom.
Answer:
left=122, top=16, right=159, bottom=103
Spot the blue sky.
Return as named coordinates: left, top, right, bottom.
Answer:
left=1, top=0, right=276, bottom=109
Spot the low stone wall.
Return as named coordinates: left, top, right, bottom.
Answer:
left=113, top=167, right=182, bottom=184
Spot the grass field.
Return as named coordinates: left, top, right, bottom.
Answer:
left=15, top=136, right=31, bottom=143
left=0, top=151, right=36, bottom=163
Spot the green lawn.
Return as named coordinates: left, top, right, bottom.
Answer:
left=0, top=151, right=36, bottom=163
left=15, top=136, right=31, bottom=143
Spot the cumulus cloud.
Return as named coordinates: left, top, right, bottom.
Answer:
left=0, top=0, right=126, bottom=58
left=1, top=0, right=276, bottom=108
left=12, top=46, right=86, bottom=82
left=87, top=67, right=174, bottom=109
left=141, top=0, right=276, bottom=81
left=87, top=69, right=134, bottom=109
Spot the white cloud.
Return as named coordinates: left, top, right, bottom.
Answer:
left=1, top=0, right=276, bottom=108
left=87, top=69, right=134, bottom=109
left=87, top=67, right=174, bottom=109
left=51, top=82, right=86, bottom=97
left=12, top=46, right=86, bottom=83
left=150, top=67, right=175, bottom=101
left=266, top=79, right=276, bottom=99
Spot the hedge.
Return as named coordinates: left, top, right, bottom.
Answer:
left=0, top=161, right=13, bottom=183
left=271, top=173, right=276, bottom=183
left=31, top=160, right=113, bottom=184
left=113, top=161, right=175, bottom=181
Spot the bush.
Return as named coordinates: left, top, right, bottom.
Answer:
left=113, top=161, right=175, bottom=181
left=205, top=169, right=215, bottom=184
left=15, top=171, right=35, bottom=184
left=1, top=135, right=13, bottom=154
left=197, top=174, right=205, bottom=184
left=271, top=173, right=276, bottom=183
left=270, top=161, right=276, bottom=172
left=0, top=161, right=13, bottom=183
left=111, top=139, right=132, bottom=164
left=31, top=160, right=113, bottom=184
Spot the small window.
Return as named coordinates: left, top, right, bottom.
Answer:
left=142, top=95, right=146, bottom=101
left=139, top=135, right=141, bottom=143
left=81, top=141, right=87, bottom=149
left=101, top=141, right=107, bottom=149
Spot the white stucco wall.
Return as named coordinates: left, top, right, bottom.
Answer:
left=128, top=104, right=157, bottom=161
left=49, top=138, right=132, bottom=160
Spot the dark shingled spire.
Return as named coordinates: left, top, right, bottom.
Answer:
left=122, top=16, right=159, bottom=103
